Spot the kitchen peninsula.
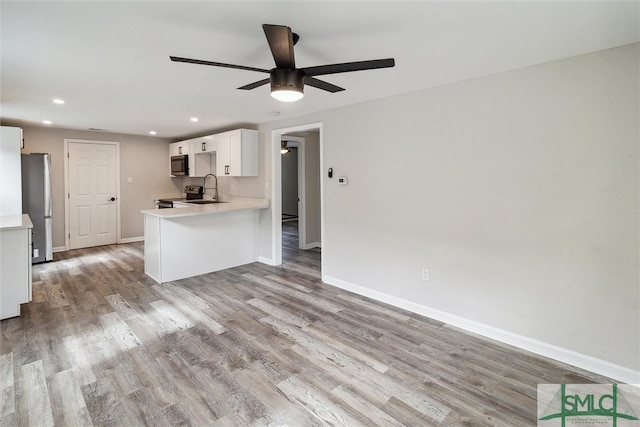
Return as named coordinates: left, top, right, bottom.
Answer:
left=141, top=198, right=268, bottom=283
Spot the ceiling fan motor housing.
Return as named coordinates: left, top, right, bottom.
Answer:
left=270, top=68, right=305, bottom=95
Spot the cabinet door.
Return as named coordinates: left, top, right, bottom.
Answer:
left=171, top=142, right=189, bottom=156
left=234, top=129, right=258, bottom=176
left=0, top=227, right=31, bottom=319
left=169, top=142, right=181, bottom=157
left=190, top=136, right=214, bottom=177
left=216, top=132, right=232, bottom=176
left=215, top=129, right=258, bottom=176
left=170, top=140, right=196, bottom=176
left=170, top=141, right=192, bottom=156
left=194, top=135, right=216, bottom=153
left=227, top=131, right=243, bottom=176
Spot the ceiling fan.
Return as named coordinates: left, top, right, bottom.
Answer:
left=170, top=24, right=395, bottom=102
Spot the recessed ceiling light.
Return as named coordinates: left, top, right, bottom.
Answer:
left=149, top=131, right=157, bottom=135
left=190, top=117, right=199, bottom=122
left=43, top=120, right=52, bottom=125
left=53, top=99, right=65, bottom=104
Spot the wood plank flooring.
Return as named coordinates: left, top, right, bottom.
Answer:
left=1, top=221, right=612, bottom=426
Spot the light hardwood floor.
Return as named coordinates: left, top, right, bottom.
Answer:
left=1, top=221, right=611, bottom=426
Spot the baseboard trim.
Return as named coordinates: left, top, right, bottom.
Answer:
left=322, top=274, right=639, bottom=385
left=258, top=256, right=277, bottom=266
left=120, top=236, right=143, bottom=244
left=301, top=241, right=321, bottom=250
left=53, top=239, right=142, bottom=254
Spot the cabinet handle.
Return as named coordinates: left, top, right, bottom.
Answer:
left=202, top=142, right=206, bottom=151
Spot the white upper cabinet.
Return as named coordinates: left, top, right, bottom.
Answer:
left=216, top=129, right=258, bottom=177
left=193, top=135, right=216, bottom=153
left=191, top=135, right=216, bottom=177
left=170, top=129, right=257, bottom=178
left=169, top=140, right=192, bottom=157
left=169, top=139, right=194, bottom=177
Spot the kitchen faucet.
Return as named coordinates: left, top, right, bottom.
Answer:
left=203, top=173, right=218, bottom=201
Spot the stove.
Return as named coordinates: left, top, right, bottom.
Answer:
left=184, top=185, right=204, bottom=200
left=156, top=185, right=203, bottom=208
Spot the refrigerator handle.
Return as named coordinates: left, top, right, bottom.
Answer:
left=44, top=154, right=52, bottom=217
left=45, top=217, right=53, bottom=261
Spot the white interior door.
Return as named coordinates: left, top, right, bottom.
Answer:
left=67, top=141, right=118, bottom=249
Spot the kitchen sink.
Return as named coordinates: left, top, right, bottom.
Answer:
left=185, top=200, right=226, bottom=205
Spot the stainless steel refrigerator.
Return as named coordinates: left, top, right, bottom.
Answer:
left=21, top=153, right=53, bottom=263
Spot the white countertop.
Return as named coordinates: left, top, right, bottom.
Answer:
left=152, top=192, right=185, bottom=201
left=141, top=198, right=269, bottom=219
left=0, top=214, right=33, bottom=231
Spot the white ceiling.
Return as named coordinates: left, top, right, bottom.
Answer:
left=1, top=1, right=638, bottom=139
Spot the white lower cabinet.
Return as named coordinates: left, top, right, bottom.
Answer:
left=0, top=215, right=33, bottom=320
left=143, top=204, right=265, bottom=283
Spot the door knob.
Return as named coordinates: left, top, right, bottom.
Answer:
left=109, top=197, right=116, bottom=201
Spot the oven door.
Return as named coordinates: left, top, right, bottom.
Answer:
left=170, top=155, right=188, bottom=176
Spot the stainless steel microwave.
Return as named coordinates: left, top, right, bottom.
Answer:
left=170, top=155, right=188, bottom=176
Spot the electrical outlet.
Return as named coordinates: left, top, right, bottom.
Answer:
left=421, top=269, right=429, bottom=281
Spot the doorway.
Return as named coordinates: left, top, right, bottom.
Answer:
left=271, top=123, right=323, bottom=269
left=281, top=133, right=321, bottom=253
left=64, top=139, right=120, bottom=250
left=281, top=137, right=300, bottom=227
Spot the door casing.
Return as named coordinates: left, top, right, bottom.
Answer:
left=270, top=122, right=324, bottom=269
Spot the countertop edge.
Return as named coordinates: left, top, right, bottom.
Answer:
left=0, top=214, right=34, bottom=230
left=141, top=198, right=269, bottom=219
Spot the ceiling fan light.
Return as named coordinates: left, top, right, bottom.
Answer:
left=270, top=68, right=304, bottom=102
left=271, top=88, right=303, bottom=102
left=281, top=141, right=290, bottom=154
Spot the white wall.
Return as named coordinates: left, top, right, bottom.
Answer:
left=256, top=44, right=639, bottom=380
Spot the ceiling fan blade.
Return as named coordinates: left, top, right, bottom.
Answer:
left=170, top=56, right=269, bottom=74
left=237, top=78, right=271, bottom=90
left=262, top=24, right=296, bottom=69
left=304, top=77, right=345, bottom=93
left=302, top=58, right=395, bottom=77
